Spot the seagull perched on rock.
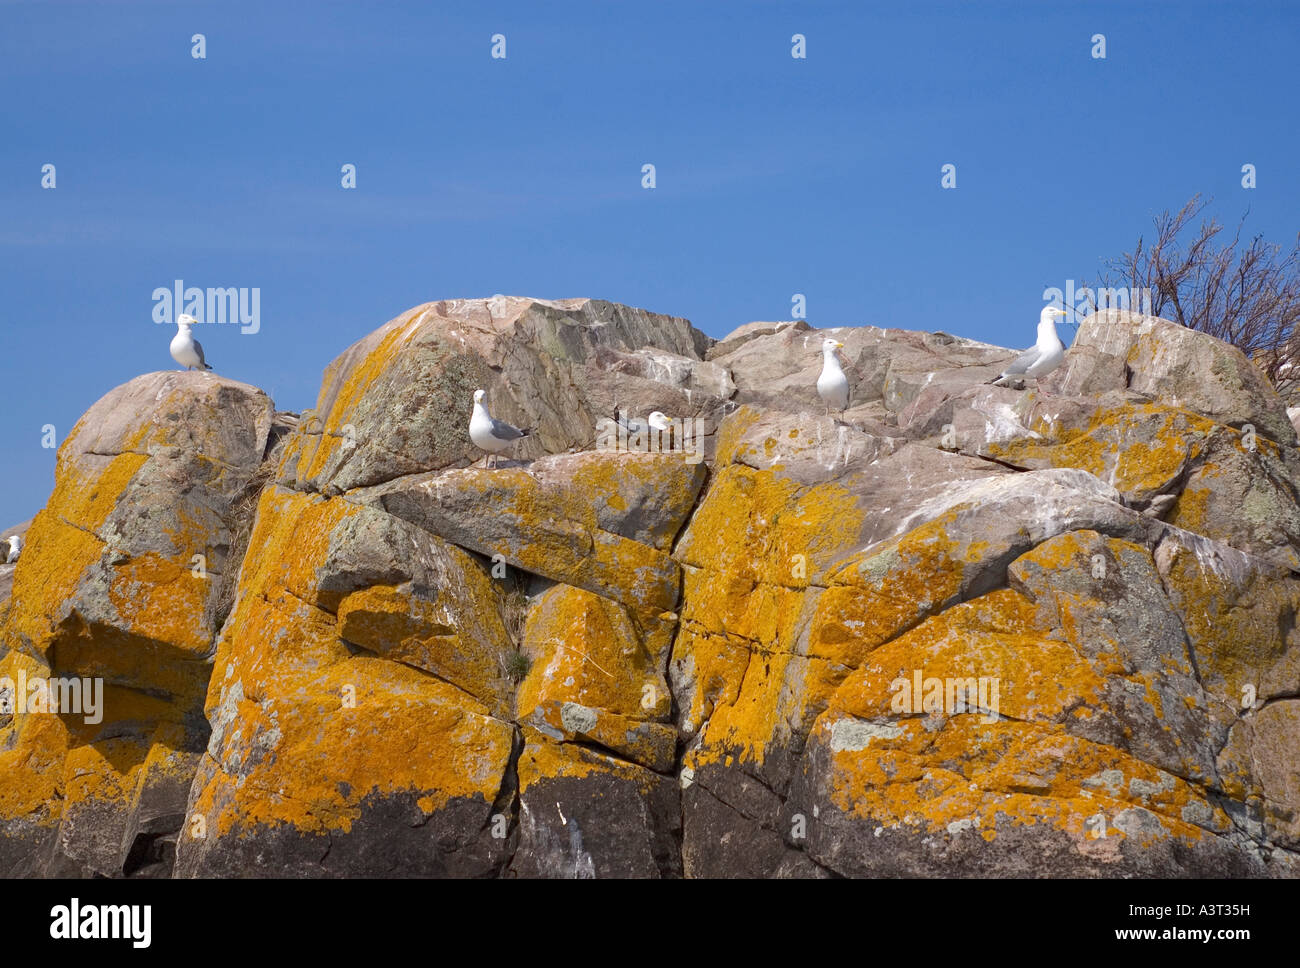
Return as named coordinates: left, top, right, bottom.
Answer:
left=470, top=389, right=531, bottom=468
left=989, top=307, right=1068, bottom=388
left=817, top=338, right=850, bottom=415
left=170, top=314, right=213, bottom=371
left=3, top=535, right=21, bottom=564
left=617, top=411, right=672, bottom=435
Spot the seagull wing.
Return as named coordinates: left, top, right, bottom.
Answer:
left=193, top=338, right=212, bottom=370
left=489, top=416, right=529, bottom=441
left=616, top=414, right=648, bottom=434
left=998, top=345, right=1042, bottom=379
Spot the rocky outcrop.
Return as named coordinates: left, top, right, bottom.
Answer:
left=0, top=372, right=273, bottom=876
left=2, top=298, right=1298, bottom=878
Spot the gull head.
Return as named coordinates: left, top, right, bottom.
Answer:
left=473, top=389, right=486, bottom=404
left=177, top=313, right=198, bottom=329
left=822, top=338, right=845, bottom=352
left=648, top=411, right=671, bottom=431
left=1039, top=306, right=1069, bottom=325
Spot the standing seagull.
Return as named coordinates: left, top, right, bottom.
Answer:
left=469, top=389, right=531, bottom=468
left=170, top=314, right=213, bottom=371
left=989, top=307, right=1069, bottom=388
left=817, top=338, right=850, bottom=415
left=4, top=534, right=21, bottom=564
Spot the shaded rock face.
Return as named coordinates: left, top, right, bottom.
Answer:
left=4, top=296, right=1300, bottom=878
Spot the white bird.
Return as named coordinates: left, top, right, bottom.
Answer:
left=170, top=314, right=213, bottom=371
left=989, top=307, right=1068, bottom=387
left=817, top=338, right=850, bottom=414
left=469, top=389, right=531, bottom=468
left=617, top=411, right=672, bottom=435
left=4, top=535, right=20, bottom=564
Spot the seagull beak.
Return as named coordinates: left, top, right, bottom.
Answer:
left=835, top=341, right=845, bottom=349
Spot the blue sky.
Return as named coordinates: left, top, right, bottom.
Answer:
left=2, top=0, right=1297, bottom=521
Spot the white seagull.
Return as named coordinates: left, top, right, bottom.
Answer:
left=617, top=411, right=672, bottom=435
left=817, top=338, right=850, bottom=414
left=989, top=307, right=1068, bottom=388
left=170, top=314, right=213, bottom=371
left=4, top=534, right=21, bottom=564
left=469, top=389, right=531, bottom=468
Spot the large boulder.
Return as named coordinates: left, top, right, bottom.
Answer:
left=278, top=297, right=721, bottom=495
left=0, top=372, right=274, bottom=877
left=173, top=486, right=520, bottom=877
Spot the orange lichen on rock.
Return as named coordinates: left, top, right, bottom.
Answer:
left=989, top=402, right=1216, bottom=502
left=337, top=582, right=512, bottom=711
left=675, top=463, right=865, bottom=588
left=6, top=451, right=147, bottom=651
left=817, top=715, right=1221, bottom=847
left=518, top=583, right=673, bottom=724
left=190, top=483, right=516, bottom=841
left=193, top=656, right=515, bottom=837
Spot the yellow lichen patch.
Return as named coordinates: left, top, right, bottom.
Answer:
left=562, top=452, right=703, bottom=550
left=518, top=584, right=673, bottom=722
left=1167, top=471, right=1216, bottom=536
left=691, top=647, right=835, bottom=769
left=0, top=649, right=69, bottom=824
left=50, top=620, right=213, bottom=704
left=236, top=486, right=362, bottom=608
left=297, top=311, right=428, bottom=484
left=419, top=465, right=682, bottom=611
left=713, top=406, right=765, bottom=466
left=7, top=452, right=148, bottom=652
left=669, top=457, right=875, bottom=772
left=527, top=700, right=677, bottom=772
left=61, top=735, right=150, bottom=811
left=991, top=402, right=1215, bottom=500
left=106, top=553, right=212, bottom=657
left=195, top=657, right=513, bottom=837
left=672, top=561, right=835, bottom=768
left=1157, top=539, right=1299, bottom=707
left=813, top=506, right=1005, bottom=669
left=670, top=625, right=750, bottom=737
left=192, top=478, right=518, bottom=839
left=676, top=463, right=865, bottom=588
left=817, top=715, right=1218, bottom=847
left=678, top=566, right=808, bottom=647
left=206, top=576, right=350, bottom=715
left=336, top=583, right=511, bottom=711
left=828, top=588, right=1106, bottom=726
left=517, top=726, right=656, bottom=791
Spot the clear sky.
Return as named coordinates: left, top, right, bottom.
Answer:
left=2, top=0, right=1297, bottom=522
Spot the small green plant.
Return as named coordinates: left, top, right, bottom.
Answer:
left=504, top=649, right=532, bottom=682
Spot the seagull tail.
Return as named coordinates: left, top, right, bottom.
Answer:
left=204, top=363, right=214, bottom=371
